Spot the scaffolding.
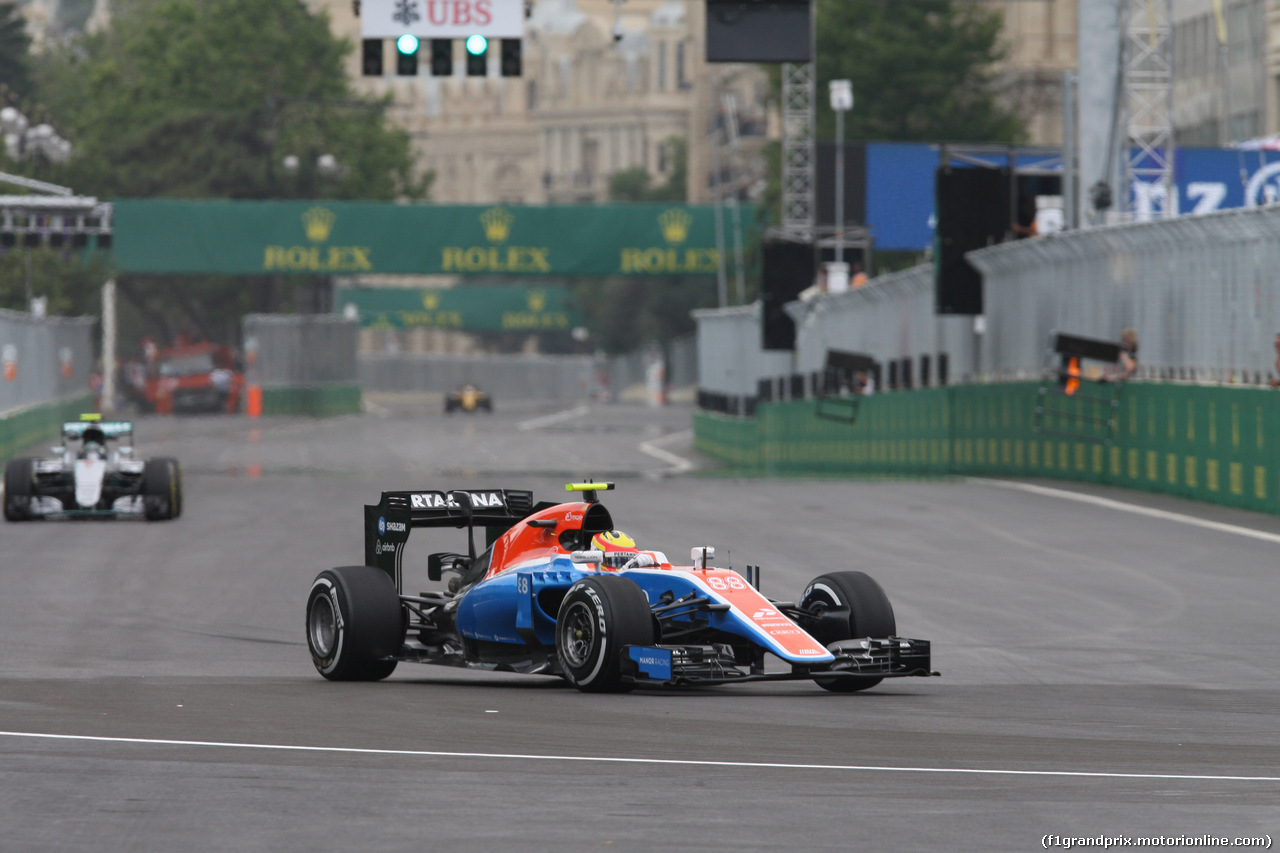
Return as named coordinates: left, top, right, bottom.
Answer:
left=1120, top=0, right=1176, bottom=220
left=780, top=61, right=815, bottom=240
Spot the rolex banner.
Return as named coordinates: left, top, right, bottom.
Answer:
left=335, top=284, right=585, bottom=332
left=112, top=200, right=748, bottom=277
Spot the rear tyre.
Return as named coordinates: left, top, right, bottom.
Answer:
left=556, top=575, right=655, bottom=693
left=800, top=571, right=896, bottom=693
left=307, top=566, right=405, bottom=681
left=3, top=457, right=34, bottom=521
left=143, top=458, right=180, bottom=520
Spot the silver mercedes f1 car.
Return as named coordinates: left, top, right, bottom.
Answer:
left=3, top=414, right=182, bottom=521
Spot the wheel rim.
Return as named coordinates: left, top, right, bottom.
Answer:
left=559, top=600, right=596, bottom=668
left=309, top=594, right=338, bottom=657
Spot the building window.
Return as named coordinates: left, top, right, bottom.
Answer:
left=676, top=41, right=689, bottom=90
left=657, top=41, right=667, bottom=92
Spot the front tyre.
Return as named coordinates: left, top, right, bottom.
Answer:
left=3, top=457, right=34, bottom=521
left=143, top=458, right=181, bottom=520
left=556, top=575, right=655, bottom=693
left=801, top=571, right=896, bottom=693
left=307, top=566, right=405, bottom=681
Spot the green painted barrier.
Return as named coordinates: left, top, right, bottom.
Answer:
left=694, top=382, right=1280, bottom=514
left=1, top=394, right=97, bottom=461
left=260, top=384, right=362, bottom=417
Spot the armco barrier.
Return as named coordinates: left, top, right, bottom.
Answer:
left=695, top=382, right=1280, bottom=515
left=243, top=314, right=361, bottom=416
left=1, top=394, right=97, bottom=461
left=260, top=384, right=362, bottom=417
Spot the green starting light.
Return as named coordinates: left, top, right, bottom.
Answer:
left=396, top=34, right=420, bottom=55
left=465, top=34, right=488, bottom=55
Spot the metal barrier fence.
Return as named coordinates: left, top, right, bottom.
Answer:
left=361, top=336, right=697, bottom=405
left=692, top=302, right=794, bottom=406
left=786, top=264, right=978, bottom=383
left=359, top=353, right=595, bottom=402
left=0, top=308, right=95, bottom=414
left=696, top=202, right=1280, bottom=408
left=968, top=204, right=1280, bottom=380
left=242, top=314, right=358, bottom=386
left=603, top=335, right=698, bottom=397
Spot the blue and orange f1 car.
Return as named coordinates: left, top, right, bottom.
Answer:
left=305, top=483, right=936, bottom=693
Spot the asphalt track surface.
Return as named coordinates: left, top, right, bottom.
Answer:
left=2, top=399, right=1278, bottom=852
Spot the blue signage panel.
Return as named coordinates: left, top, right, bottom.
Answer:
left=862, top=144, right=1280, bottom=252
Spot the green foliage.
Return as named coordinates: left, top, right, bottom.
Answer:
left=607, top=137, right=688, bottom=204
left=814, top=0, right=1023, bottom=144
left=0, top=1, right=33, bottom=99
left=608, top=167, right=652, bottom=202
left=32, top=0, right=429, bottom=201
left=12, top=0, right=436, bottom=350
left=646, top=136, right=688, bottom=202
left=0, top=247, right=112, bottom=317
left=570, top=275, right=717, bottom=356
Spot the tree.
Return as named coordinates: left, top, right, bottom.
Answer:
left=609, top=167, right=653, bottom=202
left=15, top=0, right=435, bottom=344
left=814, top=0, right=1023, bottom=144
left=33, top=0, right=429, bottom=201
left=607, top=137, right=688, bottom=203
left=0, top=1, right=33, bottom=100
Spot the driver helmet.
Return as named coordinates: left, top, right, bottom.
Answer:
left=82, top=428, right=106, bottom=457
left=591, top=530, right=638, bottom=571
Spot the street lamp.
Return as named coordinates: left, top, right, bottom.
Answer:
left=828, top=79, right=853, bottom=293
left=1, top=106, right=72, bottom=164
left=281, top=152, right=343, bottom=188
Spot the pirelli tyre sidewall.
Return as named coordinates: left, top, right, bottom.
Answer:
left=154, top=457, right=183, bottom=518
left=307, top=566, right=405, bottom=682
left=801, top=570, right=896, bottom=693
left=556, top=575, right=654, bottom=693
left=142, top=458, right=181, bottom=521
left=3, top=457, right=35, bottom=521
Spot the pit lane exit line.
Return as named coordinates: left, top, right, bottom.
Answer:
left=518, top=405, right=590, bottom=431
left=638, top=429, right=694, bottom=474
left=1, top=730, right=1277, bottom=783
left=978, top=479, right=1280, bottom=545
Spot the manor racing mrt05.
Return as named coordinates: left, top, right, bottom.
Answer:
left=306, top=483, right=936, bottom=692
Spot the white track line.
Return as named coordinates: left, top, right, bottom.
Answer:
left=518, top=405, right=590, bottom=431
left=0, top=731, right=1276, bottom=783
left=977, top=479, right=1280, bottom=545
left=638, top=429, right=695, bottom=474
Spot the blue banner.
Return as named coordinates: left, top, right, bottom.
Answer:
left=862, top=143, right=1280, bottom=252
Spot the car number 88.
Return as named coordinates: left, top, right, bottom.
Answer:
left=706, top=575, right=747, bottom=591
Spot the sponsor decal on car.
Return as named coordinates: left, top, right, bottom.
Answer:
left=410, top=491, right=505, bottom=509
left=628, top=646, right=673, bottom=681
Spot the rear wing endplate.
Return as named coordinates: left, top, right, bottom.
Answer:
left=363, top=489, right=535, bottom=587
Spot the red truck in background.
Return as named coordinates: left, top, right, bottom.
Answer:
left=126, top=342, right=245, bottom=415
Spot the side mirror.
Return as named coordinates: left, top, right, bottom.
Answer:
left=691, top=546, right=715, bottom=566
left=428, top=553, right=470, bottom=581
left=570, top=550, right=605, bottom=565
left=427, top=553, right=446, bottom=581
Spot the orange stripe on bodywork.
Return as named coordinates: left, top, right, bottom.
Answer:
left=677, top=568, right=832, bottom=661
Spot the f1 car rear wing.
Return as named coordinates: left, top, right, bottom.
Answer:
left=363, top=489, right=535, bottom=585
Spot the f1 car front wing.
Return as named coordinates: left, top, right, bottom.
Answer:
left=622, top=637, right=937, bottom=687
